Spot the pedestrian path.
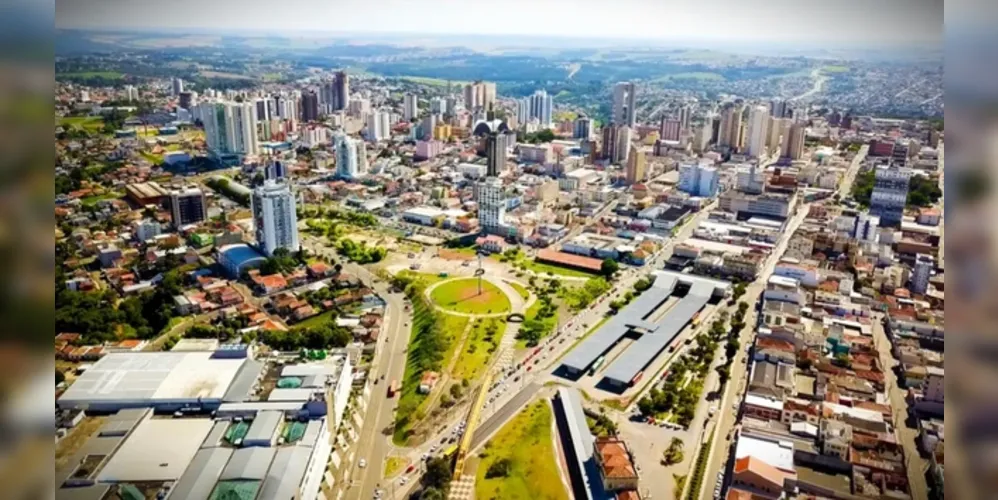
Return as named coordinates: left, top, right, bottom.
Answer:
left=447, top=474, right=476, bottom=500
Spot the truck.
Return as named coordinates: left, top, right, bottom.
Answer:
left=388, top=380, right=400, bottom=398
left=690, top=312, right=701, bottom=328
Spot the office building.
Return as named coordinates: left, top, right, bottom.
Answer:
left=463, top=80, right=496, bottom=112
left=719, top=104, right=743, bottom=149
left=574, top=116, right=593, bottom=140
left=612, top=82, right=637, bottom=127
left=170, top=188, right=207, bottom=228
left=770, top=99, right=789, bottom=118
left=478, top=177, right=506, bottom=235
left=252, top=181, right=299, bottom=257
left=745, top=105, right=770, bottom=157
left=516, top=99, right=530, bottom=126
left=430, top=97, right=448, bottom=115
left=301, top=91, right=320, bottom=122
left=486, top=132, right=506, bottom=177
left=172, top=77, right=184, bottom=96
left=678, top=105, right=692, bottom=132
left=736, top=164, right=766, bottom=194
left=601, top=124, right=618, bottom=162
left=335, top=133, right=359, bottom=179
left=870, top=165, right=912, bottom=226
left=320, top=80, right=337, bottom=113
left=625, top=145, right=646, bottom=184
left=660, top=118, right=681, bottom=142
left=178, top=91, right=193, bottom=110
left=421, top=114, right=438, bottom=141
left=529, top=90, right=553, bottom=128
left=333, top=71, right=350, bottom=111
left=615, top=125, right=632, bottom=164
left=198, top=101, right=259, bottom=157
left=782, top=122, right=806, bottom=160
left=124, top=85, right=138, bottom=102
left=365, top=110, right=391, bottom=142
left=767, top=117, right=789, bottom=151
left=678, top=160, right=719, bottom=197
left=403, top=93, right=418, bottom=122
left=254, top=98, right=272, bottom=122
left=911, top=254, right=934, bottom=294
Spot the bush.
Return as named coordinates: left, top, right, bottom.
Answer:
left=485, top=458, right=513, bottom=479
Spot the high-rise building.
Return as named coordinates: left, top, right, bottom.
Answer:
left=612, top=82, right=637, bottom=127
left=334, top=71, right=350, bottom=111
left=264, top=160, right=287, bottom=181
left=355, top=141, right=368, bottom=176
left=124, top=85, right=138, bottom=102
left=601, top=124, right=618, bottom=162
left=172, top=78, right=184, bottom=96
left=660, top=118, right=681, bottom=141
left=486, top=132, right=506, bottom=177
left=574, top=116, right=593, bottom=140
left=719, top=104, right=743, bottom=149
left=678, top=105, right=692, bottom=132
left=745, top=105, right=770, bottom=158
left=169, top=188, right=207, bottom=229
left=335, top=133, right=358, bottom=179
left=516, top=99, right=530, bottom=127
left=478, top=177, right=506, bottom=235
left=782, top=122, right=806, bottom=160
left=678, top=160, right=719, bottom=197
left=254, top=98, right=272, bottom=122
left=770, top=99, right=788, bottom=119
left=529, top=90, right=553, bottom=128
left=403, top=94, right=418, bottom=122
left=852, top=212, right=880, bottom=243
left=178, top=92, right=193, bottom=110
left=365, top=110, right=391, bottom=142
left=320, top=80, right=337, bottom=113
left=421, top=114, right=438, bottom=141
left=625, top=145, right=646, bottom=184
left=615, top=125, right=632, bottom=164
left=430, top=97, right=447, bottom=115
left=766, top=117, right=789, bottom=151
left=910, top=253, right=934, bottom=294
left=463, top=81, right=496, bottom=112
left=736, top=164, right=766, bottom=194
left=301, top=91, right=320, bottom=122
left=198, top=101, right=259, bottom=157
left=870, top=165, right=912, bottom=226
left=252, top=181, right=299, bottom=257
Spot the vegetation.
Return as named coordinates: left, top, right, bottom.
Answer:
left=516, top=288, right=557, bottom=347
left=336, top=238, right=387, bottom=264
left=560, top=277, right=612, bottom=311
left=851, top=169, right=942, bottom=208
left=453, top=317, right=504, bottom=381
left=186, top=315, right=352, bottom=350
left=430, top=278, right=511, bottom=315
left=259, top=247, right=307, bottom=275
left=600, top=258, right=619, bottom=278
left=662, top=437, right=685, bottom=465
left=205, top=176, right=250, bottom=205
left=476, top=401, right=568, bottom=500
left=685, top=431, right=715, bottom=500
left=518, top=129, right=556, bottom=144
left=586, top=410, right=618, bottom=437
left=420, top=456, right=454, bottom=499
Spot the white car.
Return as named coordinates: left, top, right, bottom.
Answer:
left=359, top=459, right=367, bottom=468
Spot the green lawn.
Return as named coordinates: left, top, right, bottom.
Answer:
left=452, top=317, right=505, bottom=382
left=522, top=259, right=598, bottom=279
left=476, top=401, right=568, bottom=500
left=58, top=71, right=124, bottom=80
left=508, top=281, right=530, bottom=301
left=515, top=299, right=558, bottom=350
left=58, top=116, right=105, bottom=131
left=80, top=191, right=124, bottom=207
left=296, top=309, right=336, bottom=329
left=430, top=278, right=511, bottom=315
left=140, top=151, right=164, bottom=164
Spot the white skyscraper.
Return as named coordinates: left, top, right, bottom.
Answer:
left=365, top=110, right=391, bottom=142
left=124, top=85, right=139, bottom=102
left=678, top=160, right=719, bottom=197
left=615, top=125, right=632, bottom=164
left=910, top=254, right=934, bottom=295
left=403, top=94, right=418, bottom=122
left=613, top=82, right=637, bottom=127
left=745, top=105, right=770, bottom=158
left=335, top=133, right=359, bottom=179
left=529, top=90, right=553, bottom=128
left=252, top=181, right=299, bottom=257
left=479, top=177, right=507, bottom=235
left=516, top=99, right=530, bottom=126
left=197, top=101, right=259, bottom=157
left=172, top=77, right=184, bottom=96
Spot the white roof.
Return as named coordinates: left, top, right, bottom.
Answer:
left=735, top=433, right=795, bottom=472
left=824, top=402, right=884, bottom=423
left=768, top=275, right=800, bottom=288
left=567, top=168, right=597, bottom=179
left=268, top=388, right=318, bottom=402
left=745, top=393, right=784, bottom=411
left=684, top=238, right=750, bottom=255
left=97, top=416, right=213, bottom=482
left=58, top=352, right=246, bottom=407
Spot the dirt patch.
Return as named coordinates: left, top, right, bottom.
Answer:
left=439, top=249, right=475, bottom=261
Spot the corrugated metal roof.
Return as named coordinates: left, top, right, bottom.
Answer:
left=257, top=447, right=313, bottom=500
left=560, top=274, right=677, bottom=372
left=223, top=358, right=264, bottom=403
left=244, top=411, right=282, bottom=445
left=220, top=447, right=275, bottom=481
left=603, top=281, right=713, bottom=384
left=168, top=447, right=233, bottom=500
left=201, top=420, right=230, bottom=448
left=296, top=419, right=324, bottom=448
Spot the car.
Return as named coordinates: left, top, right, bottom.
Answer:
left=358, top=459, right=367, bottom=468
left=400, top=477, right=408, bottom=485
left=513, top=375, right=520, bottom=382
left=405, top=464, right=416, bottom=474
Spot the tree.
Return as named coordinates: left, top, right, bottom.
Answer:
left=716, top=365, right=730, bottom=385
left=485, top=458, right=512, bottom=478
left=420, top=488, right=446, bottom=500
left=422, top=457, right=453, bottom=491
left=662, top=437, right=685, bottom=465
left=449, top=383, right=463, bottom=399
left=56, top=369, right=66, bottom=386
left=732, top=282, right=747, bottom=301
left=600, top=258, right=619, bottom=278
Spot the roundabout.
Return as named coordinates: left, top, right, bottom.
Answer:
left=427, top=277, right=512, bottom=316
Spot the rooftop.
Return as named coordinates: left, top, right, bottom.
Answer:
left=98, top=416, right=214, bottom=482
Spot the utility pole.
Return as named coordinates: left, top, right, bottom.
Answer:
left=475, top=253, right=485, bottom=295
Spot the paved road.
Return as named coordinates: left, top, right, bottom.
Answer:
left=871, top=317, right=930, bottom=500
left=698, top=203, right=811, bottom=500
left=838, top=144, right=869, bottom=199
left=301, top=236, right=413, bottom=500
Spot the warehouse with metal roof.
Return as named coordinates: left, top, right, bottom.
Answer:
left=560, top=270, right=730, bottom=387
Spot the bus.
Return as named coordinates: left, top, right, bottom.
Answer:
left=388, top=380, right=400, bottom=398
left=631, top=371, right=644, bottom=385
left=443, top=444, right=458, bottom=458
left=589, top=356, right=607, bottom=375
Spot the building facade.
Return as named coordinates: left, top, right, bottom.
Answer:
left=252, top=181, right=299, bottom=257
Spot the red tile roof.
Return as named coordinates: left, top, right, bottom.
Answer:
left=596, top=438, right=637, bottom=479
left=536, top=248, right=603, bottom=272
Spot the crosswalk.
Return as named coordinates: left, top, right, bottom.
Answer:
left=447, top=474, right=476, bottom=500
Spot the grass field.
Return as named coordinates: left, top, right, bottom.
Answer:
left=507, top=282, right=530, bottom=301
left=452, top=317, right=505, bottom=381
left=58, top=71, right=124, bottom=80
left=430, top=278, right=511, bottom=315
left=476, top=401, right=568, bottom=500
left=296, top=309, right=336, bottom=329
left=523, top=259, right=598, bottom=279
left=80, top=191, right=124, bottom=207
left=58, top=115, right=105, bottom=131
left=140, top=151, right=164, bottom=164
left=384, top=456, right=408, bottom=478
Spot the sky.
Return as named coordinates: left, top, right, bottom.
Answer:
left=57, top=0, right=943, bottom=46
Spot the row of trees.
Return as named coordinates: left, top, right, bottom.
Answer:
left=562, top=277, right=612, bottom=311
left=851, top=169, right=942, bottom=209
left=185, top=316, right=353, bottom=351
left=336, top=238, right=387, bottom=264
